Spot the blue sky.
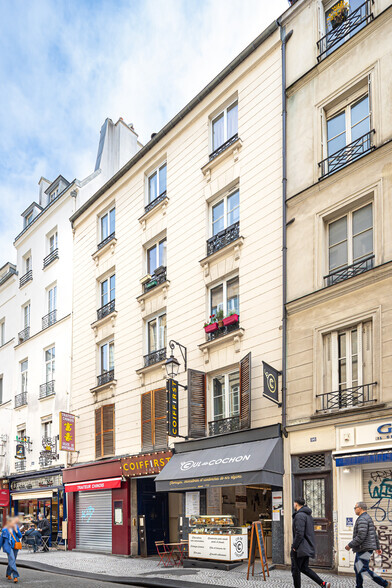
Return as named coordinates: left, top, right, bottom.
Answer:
left=0, top=0, right=288, bottom=263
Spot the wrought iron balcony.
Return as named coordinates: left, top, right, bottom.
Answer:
left=143, top=268, right=167, bottom=292
left=324, top=255, right=374, bottom=287
left=144, top=191, right=167, bottom=215
left=97, top=231, right=115, bottom=251
left=317, top=1, right=373, bottom=62
left=43, top=248, right=59, bottom=268
left=209, top=133, right=238, bottom=161
left=42, top=310, right=57, bottom=330
left=18, top=327, right=30, bottom=343
left=15, top=460, right=26, bottom=472
left=207, top=320, right=240, bottom=342
left=316, top=382, right=377, bottom=413
left=97, top=299, right=115, bottom=321
left=207, top=221, right=240, bottom=257
left=97, top=369, right=115, bottom=387
left=15, top=392, right=28, bottom=408
left=39, top=380, right=55, bottom=399
left=319, top=130, right=374, bottom=178
left=209, top=415, right=241, bottom=436
left=143, top=348, right=166, bottom=368
left=19, top=270, right=33, bottom=288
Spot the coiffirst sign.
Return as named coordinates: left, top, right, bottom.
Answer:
left=121, top=450, right=172, bottom=477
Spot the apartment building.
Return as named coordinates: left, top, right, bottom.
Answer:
left=64, top=22, right=286, bottom=558
left=280, top=0, right=392, bottom=572
left=0, top=118, right=139, bottom=541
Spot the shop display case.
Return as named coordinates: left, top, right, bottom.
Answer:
left=188, top=515, right=248, bottom=561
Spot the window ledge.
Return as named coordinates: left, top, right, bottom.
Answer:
left=138, top=196, right=169, bottom=228
left=91, top=310, right=118, bottom=335
left=136, top=280, right=170, bottom=310
left=92, top=237, right=117, bottom=266
left=199, top=236, right=244, bottom=277
left=90, top=379, right=117, bottom=395
left=136, top=359, right=166, bottom=386
left=201, top=137, right=242, bottom=181
left=198, top=327, right=244, bottom=364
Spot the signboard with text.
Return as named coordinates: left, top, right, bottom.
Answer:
left=262, top=361, right=280, bottom=405
left=121, top=450, right=172, bottom=477
left=167, top=379, right=179, bottom=437
left=59, top=412, right=76, bottom=451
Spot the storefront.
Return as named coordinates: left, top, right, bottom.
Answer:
left=0, top=479, right=10, bottom=527
left=9, top=467, right=65, bottom=543
left=155, top=424, right=284, bottom=566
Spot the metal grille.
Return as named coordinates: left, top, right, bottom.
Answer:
left=207, top=321, right=240, bottom=341
left=209, top=416, right=240, bottom=436
left=18, top=327, right=30, bottom=342
left=15, top=460, right=26, bottom=472
left=19, top=270, right=33, bottom=288
left=319, top=130, right=374, bottom=178
left=303, top=478, right=326, bottom=518
left=324, top=255, right=374, bottom=286
left=209, top=133, right=238, bottom=161
left=15, top=392, right=28, bottom=408
left=298, top=453, right=326, bottom=470
left=97, top=232, right=115, bottom=251
left=76, top=490, right=112, bottom=552
left=97, top=370, right=115, bottom=387
left=43, top=249, right=59, bottom=268
left=144, top=191, right=167, bottom=215
left=42, top=310, right=57, bottom=330
left=97, top=300, right=115, bottom=321
left=143, top=348, right=166, bottom=367
left=143, top=268, right=167, bottom=292
left=316, top=383, right=377, bottom=413
left=39, top=380, right=55, bottom=399
left=206, top=221, right=240, bottom=256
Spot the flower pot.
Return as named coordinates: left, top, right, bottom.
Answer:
left=204, top=322, right=218, bottom=333
left=218, top=320, right=224, bottom=328
left=223, top=314, right=239, bottom=327
left=330, top=8, right=348, bottom=29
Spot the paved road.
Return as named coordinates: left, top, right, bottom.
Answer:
left=0, top=566, right=130, bottom=587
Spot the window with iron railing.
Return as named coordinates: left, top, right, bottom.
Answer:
left=210, top=100, right=238, bottom=160
left=145, top=163, right=167, bottom=213
left=98, top=207, right=115, bottom=249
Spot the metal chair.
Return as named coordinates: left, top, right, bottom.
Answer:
left=155, top=541, right=173, bottom=567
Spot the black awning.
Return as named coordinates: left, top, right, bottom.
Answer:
left=155, top=437, right=283, bottom=492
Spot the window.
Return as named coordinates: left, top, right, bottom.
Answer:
left=0, top=320, right=4, bottom=346
left=45, top=347, right=55, bottom=382
left=49, top=188, right=58, bottom=201
left=0, top=376, right=3, bottom=404
left=23, top=304, right=30, bottom=329
left=42, top=419, right=52, bottom=440
left=147, top=239, right=167, bottom=274
left=327, top=95, right=370, bottom=157
left=141, top=389, right=167, bottom=451
left=21, top=360, right=28, bottom=392
left=100, top=340, right=114, bottom=374
left=17, top=426, right=26, bottom=442
left=48, top=285, right=57, bottom=313
left=25, top=213, right=33, bottom=227
left=49, top=232, right=58, bottom=253
left=25, top=255, right=32, bottom=273
left=100, top=207, right=115, bottom=242
left=212, top=371, right=240, bottom=422
left=211, top=189, right=239, bottom=237
left=211, top=101, right=238, bottom=153
left=148, top=163, right=167, bottom=204
left=148, top=313, right=166, bottom=354
left=322, top=0, right=370, bottom=58
left=210, top=277, right=239, bottom=318
left=95, top=404, right=115, bottom=458
left=101, top=274, right=115, bottom=307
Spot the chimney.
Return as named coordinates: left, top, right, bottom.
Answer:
left=94, top=118, right=140, bottom=180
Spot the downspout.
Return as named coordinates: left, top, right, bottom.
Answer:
left=280, top=25, right=293, bottom=439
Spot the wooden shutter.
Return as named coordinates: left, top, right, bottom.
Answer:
left=239, top=352, right=251, bottom=430
left=154, top=388, right=168, bottom=449
left=102, top=404, right=114, bottom=456
left=95, top=408, right=102, bottom=459
left=187, top=369, right=206, bottom=439
left=141, top=391, right=153, bottom=452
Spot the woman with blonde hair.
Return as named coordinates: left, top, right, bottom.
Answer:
left=0, top=516, right=22, bottom=583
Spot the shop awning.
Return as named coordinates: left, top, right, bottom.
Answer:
left=11, top=490, right=54, bottom=500
left=64, top=477, right=122, bottom=493
left=334, top=449, right=392, bottom=467
left=155, top=438, right=283, bottom=492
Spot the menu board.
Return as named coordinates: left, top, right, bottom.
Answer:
left=189, top=533, right=247, bottom=561
left=186, top=491, right=200, bottom=518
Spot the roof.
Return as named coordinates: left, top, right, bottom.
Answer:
left=45, top=174, right=70, bottom=194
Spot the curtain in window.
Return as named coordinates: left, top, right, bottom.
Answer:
left=227, top=102, right=238, bottom=139
left=149, top=319, right=157, bottom=352
left=212, top=114, right=224, bottom=151
left=227, top=190, right=240, bottom=226
left=211, top=284, right=223, bottom=316
left=213, top=376, right=225, bottom=420
left=149, top=172, right=158, bottom=203
left=227, top=277, right=239, bottom=315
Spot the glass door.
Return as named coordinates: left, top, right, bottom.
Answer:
left=37, top=498, right=52, bottom=543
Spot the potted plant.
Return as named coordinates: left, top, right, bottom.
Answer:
left=223, top=311, right=239, bottom=327
left=216, top=308, right=224, bottom=328
left=204, top=315, right=218, bottom=333
left=327, top=1, right=349, bottom=30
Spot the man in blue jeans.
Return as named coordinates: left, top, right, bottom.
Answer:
left=345, top=501, right=391, bottom=588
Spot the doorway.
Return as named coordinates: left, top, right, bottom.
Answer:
left=137, top=478, right=169, bottom=555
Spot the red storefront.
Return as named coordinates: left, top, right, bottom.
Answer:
left=63, top=458, right=130, bottom=555
left=0, top=480, right=10, bottom=527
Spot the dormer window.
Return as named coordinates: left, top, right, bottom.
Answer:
left=25, top=213, right=33, bottom=227
left=49, top=188, right=59, bottom=202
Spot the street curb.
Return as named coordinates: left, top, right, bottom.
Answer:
left=0, top=559, right=234, bottom=588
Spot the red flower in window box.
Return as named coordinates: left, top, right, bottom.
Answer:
left=204, top=315, right=218, bottom=333
left=222, top=313, right=239, bottom=327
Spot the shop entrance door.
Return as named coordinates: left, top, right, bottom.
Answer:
left=293, top=473, right=333, bottom=568
left=137, top=478, right=169, bottom=555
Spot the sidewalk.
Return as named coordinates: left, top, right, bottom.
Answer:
left=0, top=550, right=358, bottom=588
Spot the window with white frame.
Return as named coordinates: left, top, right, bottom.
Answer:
left=17, top=425, right=26, bottom=441
left=49, top=231, right=58, bottom=253
left=147, top=313, right=166, bottom=354
left=101, top=274, right=115, bottom=307
left=25, top=255, right=32, bottom=273
left=327, top=94, right=370, bottom=157
left=23, top=304, right=30, bottom=329
left=327, top=202, right=373, bottom=276
left=210, top=276, right=239, bottom=319
left=41, top=418, right=52, bottom=440
left=100, top=207, right=115, bottom=242
left=45, top=346, right=55, bottom=382
left=211, top=100, right=238, bottom=153
left=25, top=213, right=33, bottom=227
left=48, top=285, right=57, bottom=314
left=49, top=187, right=59, bottom=201
left=21, top=360, right=28, bottom=392
left=0, top=376, right=3, bottom=404
left=147, top=163, right=167, bottom=205
left=100, top=340, right=114, bottom=374
left=322, top=0, right=369, bottom=57
left=0, top=320, right=4, bottom=346
left=211, top=189, right=239, bottom=236
left=211, top=370, right=240, bottom=422
left=147, top=238, right=167, bottom=274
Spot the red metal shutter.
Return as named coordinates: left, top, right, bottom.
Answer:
left=154, top=388, right=168, bottom=449
left=240, top=352, right=251, bottom=429
left=95, top=407, right=102, bottom=458
left=187, top=369, right=206, bottom=438
left=141, top=391, right=153, bottom=451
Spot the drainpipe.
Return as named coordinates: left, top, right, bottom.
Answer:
left=280, top=26, right=293, bottom=439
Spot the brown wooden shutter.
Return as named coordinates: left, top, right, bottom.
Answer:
left=154, top=388, right=168, bottom=449
left=187, top=369, right=206, bottom=438
left=141, top=391, right=153, bottom=451
left=102, top=404, right=114, bottom=456
left=95, top=407, right=102, bottom=458
left=239, top=352, right=251, bottom=430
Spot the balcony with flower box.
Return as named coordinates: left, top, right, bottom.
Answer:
left=200, top=312, right=244, bottom=363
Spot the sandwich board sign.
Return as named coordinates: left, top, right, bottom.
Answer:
left=247, top=521, right=269, bottom=581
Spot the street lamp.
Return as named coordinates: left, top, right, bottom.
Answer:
left=165, top=340, right=187, bottom=379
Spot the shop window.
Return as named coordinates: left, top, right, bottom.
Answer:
left=95, top=404, right=115, bottom=458
left=141, top=389, right=167, bottom=451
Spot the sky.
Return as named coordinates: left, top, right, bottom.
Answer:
left=0, top=0, right=288, bottom=264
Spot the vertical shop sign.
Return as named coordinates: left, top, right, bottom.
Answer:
left=59, top=412, right=76, bottom=451
left=167, top=379, right=179, bottom=437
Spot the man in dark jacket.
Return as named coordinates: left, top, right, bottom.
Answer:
left=24, top=524, right=41, bottom=552
left=291, top=498, right=330, bottom=588
left=345, top=502, right=390, bottom=588
left=37, top=514, right=50, bottom=551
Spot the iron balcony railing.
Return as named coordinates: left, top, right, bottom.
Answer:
left=207, top=221, right=240, bottom=257
left=144, top=191, right=167, bottom=215
left=39, top=380, right=55, bottom=399
left=143, top=348, right=166, bottom=368
left=42, top=310, right=57, bottom=330
left=97, top=299, right=115, bottom=321
left=324, top=255, right=374, bottom=287
left=19, top=270, right=33, bottom=288
left=18, top=327, right=30, bottom=343
left=209, top=133, right=238, bottom=161
left=143, top=268, right=167, bottom=292
left=15, top=392, right=28, bottom=408
left=207, top=321, right=240, bottom=342
left=319, top=130, right=375, bottom=178
left=15, top=460, right=26, bottom=472
left=97, top=369, right=115, bottom=387
left=97, top=232, right=115, bottom=251
left=316, top=382, right=377, bottom=413
left=317, top=1, right=373, bottom=62
left=43, top=248, right=59, bottom=268
left=209, top=415, right=241, bottom=436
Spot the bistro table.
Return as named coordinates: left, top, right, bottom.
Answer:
left=165, top=542, right=188, bottom=567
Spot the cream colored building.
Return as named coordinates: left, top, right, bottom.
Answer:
left=280, top=0, right=392, bottom=573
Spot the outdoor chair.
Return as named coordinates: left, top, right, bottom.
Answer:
left=155, top=541, right=173, bottom=567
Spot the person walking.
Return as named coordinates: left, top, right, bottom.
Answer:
left=345, top=501, right=391, bottom=588
left=291, top=497, right=331, bottom=588
left=37, top=513, right=50, bottom=551
left=0, top=517, right=22, bottom=583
